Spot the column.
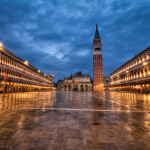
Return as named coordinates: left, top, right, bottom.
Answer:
left=136, top=72, right=139, bottom=79
left=12, top=83, right=14, bottom=93
left=148, top=67, right=150, bottom=76
left=141, top=84, right=143, bottom=93
left=83, top=85, right=85, bottom=91
left=16, top=84, right=18, bottom=92
left=7, top=83, right=10, bottom=93
left=21, top=85, right=23, bottom=92
left=19, top=84, right=20, bottom=92
left=3, top=82, right=6, bottom=93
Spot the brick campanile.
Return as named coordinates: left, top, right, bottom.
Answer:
left=92, top=24, right=104, bottom=91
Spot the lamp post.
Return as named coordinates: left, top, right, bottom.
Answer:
left=0, top=42, right=3, bottom=49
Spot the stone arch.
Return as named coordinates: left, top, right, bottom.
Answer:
left=85, top=85, right=88, bottom=91
left=68, top=85, right=72, bottom=91
left=80, top=85, right=84, bottom=91
left=89, top=85, right=92, bottom=91
left=73, top=84, right=78, bottom=91
left=64, top=85, right=67, bottom=91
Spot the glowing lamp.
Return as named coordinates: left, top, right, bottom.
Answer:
left=0, top=42, right=3, bottom=49
left=24, top=61, right=28, bottom=65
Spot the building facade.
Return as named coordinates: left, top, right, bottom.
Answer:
left=92, top=24, right=104, bottom=91
left=57, top=72, right=92, bottom=91
left=110, top=47, right=150, bottom=93
left=103, top=77, right=110, bottom=91
left=0, top=44, right=53, bottom=93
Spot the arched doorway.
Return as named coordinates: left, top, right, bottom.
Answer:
left=5, top=83, right=9, bottom=93
left=73, top=84, right=78, bottom=91
left=89, top=85, right=92, bottom=91
left=64, top=85, right=67, bottom=91
left=68, top=85, right=72, bottom=91
left=80, top=85, right=84, bottom=91
left=85, top=85, right=88, bottom=91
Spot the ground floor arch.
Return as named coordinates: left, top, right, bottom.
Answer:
left=64, top=85, right=68, bottom=91
left=80, top=85, right=84, bottom=91
left=85, top=85, right=88, bottom=91
left=68, top=85, right=72, bottom=91
left=73, top=84, right=78, bottom=91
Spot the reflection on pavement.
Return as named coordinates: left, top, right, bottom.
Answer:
left=0, top=91, right=150, bottom=149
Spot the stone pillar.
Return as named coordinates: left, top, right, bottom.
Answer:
left=27, top=86, right=29, bottom=92
left=5, top=83, right=8, bottom=93
left=24, top=85, right=26, bottom=92
left=146, top=84, right=148, bottom=93
left=18, top=84, right=19, bottom=92
left=148, top=67, right=150, bottom=76
left=22, top=85, right=24, bottom=92
left=3, top=82, right=6, bottom=93
left=20, top=84, right=22, bottom=92
left=13, top=83, right=15, bottom=93
left=145, top=84, right=147, bottom=94
left=15, top=84, right=17, bottom=93
left=9, top=83, right=11, bottom=93
left=143, top=69, right=146, bottom=77
left=16, top=84, right=18, bottom=92
left=15, top=84, right=17, bottom=92
left=7, top=83, right=10, bottom=93
left=141, top=84, right=143, bottom=93
left=12, top=83, right=14, bottom=93
left=136, top=72, right=139, bottom=79
left=78, top=85, right=80, bottom=91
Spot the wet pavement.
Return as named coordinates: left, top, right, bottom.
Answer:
left=0, top=91, right=150, bottom=150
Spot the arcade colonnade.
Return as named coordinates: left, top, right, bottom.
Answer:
left=63, top=84, right=92, bottom=92
left=0, top=46, right=53, bottom=93
left=110, top=47, right=150, bottom=93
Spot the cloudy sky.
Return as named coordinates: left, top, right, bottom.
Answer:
left=0, top=0, right=150, bottom=82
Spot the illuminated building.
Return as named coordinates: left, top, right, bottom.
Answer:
left=57, top=72, right=92, bottom=91
left=103, top=77, right=110, bottom=91
left=110, top=47, right=150, bottom=93
left=0, top=43, right=54, bottom=93
left=92, top=24, right=104, bottom=91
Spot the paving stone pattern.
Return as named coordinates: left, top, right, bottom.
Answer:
left=0, top=91, right=150, bottom=150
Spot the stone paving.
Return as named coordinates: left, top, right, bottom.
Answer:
left=0, top=91, right=150, bottom=150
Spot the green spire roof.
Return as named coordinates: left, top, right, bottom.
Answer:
left=94, top=24, right=100, bottom=39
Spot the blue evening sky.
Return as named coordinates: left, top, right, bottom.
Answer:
left=0, top=0, right=150, bottom=82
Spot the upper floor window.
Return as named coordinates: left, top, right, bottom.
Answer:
left=94, top=47, right=101, bottom=50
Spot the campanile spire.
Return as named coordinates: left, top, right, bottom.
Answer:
left=92, top=24, right=104, bottom=91
left=94, top=24, right=101, bottom=39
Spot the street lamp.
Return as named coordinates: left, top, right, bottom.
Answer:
left=0, top=42, right=3, bottom=49
left=24, top=61, right=28, bottom=65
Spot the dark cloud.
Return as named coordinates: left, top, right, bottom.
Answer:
left=0, top=0, right=150, bottom=82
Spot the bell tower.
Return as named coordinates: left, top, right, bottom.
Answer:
left=92, top=24, right=104, bottom=91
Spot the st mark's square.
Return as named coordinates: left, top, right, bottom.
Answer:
left=0, top=0, right=150, bottom=150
